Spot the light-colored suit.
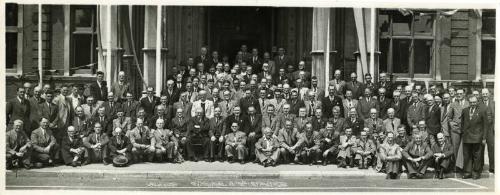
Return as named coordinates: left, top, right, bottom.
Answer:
left=266, top=98, right=287, bottom=115
left=218, top=100, right=237, bottom=118
left=191, top=100, right=215, bottom=119
left=82, top=104, right=99, bottom=119
left=342, top=99, right=359, bottom=118
left=382, top=118, right=401, bottom=136
left=173, top=101, right=193, bottom=120
left=112, top=117, right=132, bottom=132
left=53, top=95, right=73, bottom=129
left=440, top=104, right=453, bottom=137
left=304, top=100, right=322, bottom=117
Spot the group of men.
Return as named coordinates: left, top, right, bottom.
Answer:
left=6, top=45, right=494, bottom=180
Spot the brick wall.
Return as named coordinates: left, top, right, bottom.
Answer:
left=449, top=10, right=470, bottom=80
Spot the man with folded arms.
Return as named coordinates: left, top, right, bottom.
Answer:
left=277, top=119, right=301, bottom=164
left=225, top=122, right=247, bottom=164
left=337, top=128, right=356, bottom=168
left=402, top=133, right=433, bottom=179
left=83, top=122, right=110, bottom=165
left=6, top=120, right=32, bottom=169
left=108, top=127, right=133, bottom=167
left=127, top=118, right=155, bottom=163
left=321, top=121, right=340, bottom=166
left=61, top=126, right=87, bottom=167
left=31, top=118, right=60, bottom=168
left=255, top=127, right=280, bottom=167
left=431, top=133, right=454, bottom=179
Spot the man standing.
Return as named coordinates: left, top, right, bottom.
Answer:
left=6, top=120, right=32, bottom=169
left=357, top=88, right=379, bottom=120
left=82, top=96, right=99, bottom=119
left=322, top=86, right=344, bottom=118
left=91, top=107, right=112, bottom=137
left=449, top=89, right=469, bottom=169
left=6, top=87, right=31, bottom=134
left=89, top=71, right=108, bottom=102
left=407, top=92, right=425, bottom=131
left=191, top=90, right=215, bottom=119
left=140, top=87, right=160, bottom=118
left=344, top=72, right=363, bottom=100
left=111, top=71, right=130, bottom=102
left=424, top=95, right=441, bottom=146
left=123, top=93, right=140, bottom=119
left=480, top=88, right=494, bottom=173
left=274, top=47, right=291, bottom=73
left=461, top=96, right=487, bottom=179
left=243, top=106, right=262, bottom=162
left=113, top=109, right=132, bottom=133
left=173, top=92, right=193, bottom=120
left=364, top=108, right=384, bottom=136
left=383, top=108, right=401, bottom=136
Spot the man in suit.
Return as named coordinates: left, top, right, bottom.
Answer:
left=6, top=120, right=33, bottom=169
left=89, top=71, right=108, bottom=102
left=288, top=90, right=305, bottom=116
left=239, top=88, right=261, bottom=116
left=186, top=108, right=209, bottom=161
left=390, top=91, right=406, bottom=127
left=225, top=122, right=248, bottom=164
left=321, top=121, right=340, bottom=165
left=126, top=118, right=154, bottom=163
left=28, top=86, right=45, bottom=130
left=379, top=132, right=403, bottom=179
left=242, top=106, right=262, bottom=162
left=218, top=90, right=235, bottom=118
left=345, top=107, right=364, bottom=136
left=361, top=73, right=376, bottom=95
left=275, top=68, right=289, bottom=85
left=60, top=126, right=87, bottom=167
left=357, top=88, right=379, bottom=120
left=277, top=119, right=301, bottom=164
left=377, top=72, right=394, bottom=99
left=258, top=63, right=273, bottom=82
left=255, top=127, right=281, bottom=167
left=461, top=96, right=487, bottom=179
left=194, top=46, right=209, bottom=66
left=72, top=106, right=91, bottom=138
left=173, top=92, right=193, bottom=120
left=112, top=109, right=132, bottom=133
left=383, top=108, right=401, bottom=136
left=294, top=107, right=310, bottom=132
left=170, top=108, right=189, bottom=158
left=123, top=93, right=139, bottom=119
left=296, top=123, right=323, bottom=165
left=424, top=95, right=441, bottom=146
left=377, top=88, right=392, bottom=120
left=151, top=118, right=179, bottom=162
left=83, top=122, right=110, bottom=165
left=140, top=87, right=160, bottom=118
left=31, top=118, right=60, bottom=167
left=274, top=104, right=296, bottom=134
left=148, top=104, right=171, bottom=131
left=322, top=86, right=344, bottom=118
left=82, top=96, right=99, bottom=119
left=208, top=107, right=226, bottom=162
left=161, top=80, right=181, bottom=105
left=402, top=133, right=433, bottom=179
left=154, top=96, right=174, bottom=121
left=91, top=107, right=112, bottom=137
left=102, top=92, right=122, bottom=120
left=480, top=88, right=494, bottom=173
left=53, top=85, right=74, bottom=140
left=329, top=70, right=345, bottom=97
left=39, top=90, right=58, bottom=130
left=407, top=92, right=426, bottom=129
left=110, top=71, right=130, bottom=102
left=305, top=91, right=322, bottom=118
left=440, top=94, right=453, bottom=140
left=432, top=132, right=454, bottom=179
left=262, top=104, right=278, bottom=134
left=308, top=76, right=325, bottom=100
left=108, top=127, right=133, bottom=167
left=342, top=90, right=359, bottom=118
left=311, top=108, right=328, bottom=132
left=248, top=48, right=263, bottom=73
left=191, top=90, right=214, bottom=119
left=364, top=108, right=385, bottom=136
left=344, top=72, right=363, bottom=100
left=208, top=51, right=221, bottom=68
left=7, top=87, right=31, bottom=134
left=274, top=47, right=292, bottom=74
left=449, top=89, right=469, bottom=167
left=353, top=130, right=376, bottom=169
left=337, top=128, right=357, bottom=168
left=331, top=106, right=347, bottom=135
left=263, top=52, right=276, bottom=77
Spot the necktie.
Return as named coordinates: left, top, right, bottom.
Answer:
left=391, top=119, right=395, bottom=130
left=311, top=101, right=315, bottom=116
left=100, top=117, right=104, bottom=123
left=470, top=107, right=475, bottom=120
left=251, top=116, right=254, bottom=124
left=90, top=105, right=93, bottom=114
left=269, top=116, right=272, bottom=125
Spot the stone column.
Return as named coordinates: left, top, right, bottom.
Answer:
left=98, top=5, right=121, bottom=86
left=311, top=8, right=330, bottom=94
left=142, top=6, right=167, bottom=94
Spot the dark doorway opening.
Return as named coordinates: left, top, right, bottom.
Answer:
left=207, top=6, right=274, bottom=64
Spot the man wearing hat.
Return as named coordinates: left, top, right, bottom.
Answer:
left=255, top=127, right=281, bottom=167
left=108, top=127, right=133, bottom=167
left=127, top=118, right=155, bottom=163
left=61, top=126, right=87, bottom=167
left=83, top=122, right=110, bottom=165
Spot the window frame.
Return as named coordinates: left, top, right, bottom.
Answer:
left=378, top=9, right=437, bottom=80
left=479, top=9, right=495, bottom=80
left=68, top=5, right=98, bottom=76
left=5, top=4, right=23, bottom=75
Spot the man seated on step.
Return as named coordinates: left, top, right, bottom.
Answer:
left=431, top=132, right=454, bottom=179
left=225, top=122, right=248, bottom=164
left=402, top=133, right=433, bottom=179
left=126, top=118, right=155, bottom=163
left=296, top=122, right=322, bottom=165
left=277, top=119, right=302, bottom=164
left=352, top=129, right=376, bottom=169
left=61, top=126, right=87, bottom=167
left=337, top=127, right=357, bottom=168
left=6, top=120, right=33, bottom=169
left=83, top=122, right=110, bottom=165
left=108, top=127, right=133, bottom=167
left=255, top=127, right=280, bottom=167
left=152, top=118, right=179, bottom=163
left=321, top=121, right=340, bottom=166
left=378, top=132, right=402, bottom=179
left=31, top=117, right=60, bottom=168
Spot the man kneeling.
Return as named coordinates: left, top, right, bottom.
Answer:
left=255, top=127, right=280, bottom=167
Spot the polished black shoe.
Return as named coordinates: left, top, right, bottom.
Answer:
left=439, top=170, right=444, bottom=179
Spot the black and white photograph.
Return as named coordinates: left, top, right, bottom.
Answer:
left=1, top=0, right=498, bottom=193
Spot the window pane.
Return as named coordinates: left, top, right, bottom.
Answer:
left=379, top=13, right=390, bottom=36
left=482, top=10, right=496, bottom=35
left=6, top=32, right=17, bottom=69
left=73, top=7, right=94, bottom=28
left=413, top=14, right=433, bottom=35
left=481, top=40, right=495, bottom=74
left=413, top=40, right=433, bottom=74
left=392, top=39, right=410, bottom=73
left=6, top=3, right=18, bottom=27
left=379, top=39, right=390, bottom=72
left=72, top=34, right=94, bottom=70
left=392, top=12, right=412, bottom=36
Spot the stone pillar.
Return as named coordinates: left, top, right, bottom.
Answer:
left=98, top=5, right=121, bottom=86
left=353, top=8, right=379, bottom=82
left=142, top=5, right=167, bottom=95
left=311, top=8, right=330, bottom=94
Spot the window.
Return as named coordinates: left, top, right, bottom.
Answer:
left=481, top=10, right=495, bottom=75
left=70, top=5, right=98, bottom=75
left=378, top=10, right=435, bottom=78
left=5, top=3, right=22, bottom=73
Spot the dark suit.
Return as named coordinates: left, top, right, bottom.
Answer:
left=194, top=55, right=209, bottom=67
left=186, top=116, right=209, bottom=159
left=243, top=115, right=262, bottom=159
left=90, top=115, right=112, bottom=137
left=30, top=127, right=59, bottom=163
left=480, top=100, right=494, bottom=172
left=345, top=81, right=363, bottom=100
left=248, top=55, right=263, bottom=73
left=28, top=97, right=45, bottom=129
left=161, top=88, right=181, bottom=105
left=89, top=81, right=108, bottom=102
left=345, top=118, right=364, bottom=136
left=39, top=102, right=58, bottom=125
left=424, top=105, right=441, bottom=145
left=225, top=114, right=245, bottom=135
left=274, top=55, right=292, bottom=75
left=461, top=106, right=487, bottom=177
left=208, top=117, right=226, bottom=159
left=108, top=135, right=133, bottom=166
left=122, top=100, right=139, bottom=119
left=287, top=98, right=305, bottom=116
left=101, top=101, right=122, bottom=120
left=83, top=132, right=109, bottom=162
left=321, top=95, right=344, bottom=118
left=71, top=116, right=91, bottom=137
left=139, top=96, right=160, bottom=118
left=431, top=141, right=454, bottom=170
left=6, top=97, right=31, bottom=133
left=357, top=97, right=379, bottom=120
left=377, top=97, right=392, bottom=119
left=61, top=135, right=86, bottom=164
left=239, top=97, right=262, bottom=115
left=402, top=141, right=433, bottom=175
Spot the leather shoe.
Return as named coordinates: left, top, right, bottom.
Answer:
left=462, top=174, right=472, bottom=179
left=323, top=161, right=328, bottom=166
left=472, top=174, right=480, bottom=180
